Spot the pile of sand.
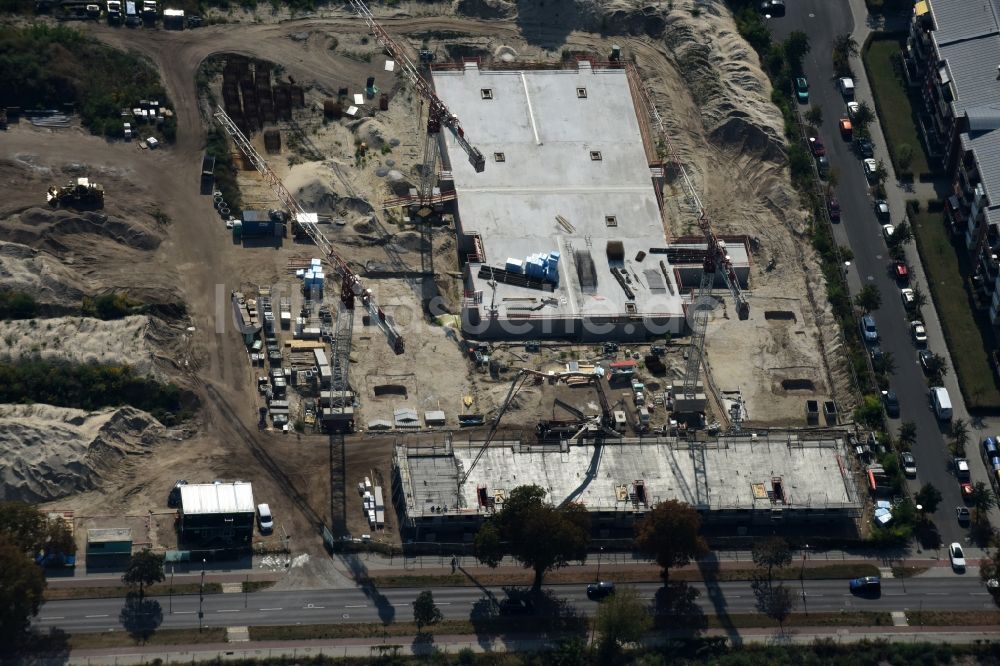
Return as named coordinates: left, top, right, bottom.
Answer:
left=0, top=241, right=87, bottom=312
left=0, top=207, right=162, bottom=252
left=0, top=404, right=166, bottom=502
left=0, top=315, right=159, bottom=378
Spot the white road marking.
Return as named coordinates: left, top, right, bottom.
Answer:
left=259, top=607, right=283, bottom=611
left=175, top=611, right=195, bottom=614
left=85, top=614, right=108, bottom=618
left=437, top=602, right=452, bottom=606
left=344, top=604, right=366, bottom=608
left=217, top=609, right=241, bottom=613
left=40, top=616, right=64, bottom=620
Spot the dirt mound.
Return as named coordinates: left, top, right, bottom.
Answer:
left=1, top=207, right=162, bottom=252
left=0, top=241, right=87, bottom=312
left=0, top=404, right=166, bottom=503
left=453, top=0, right=516, bottom=20
left=294, top=178, right=375, bottom=217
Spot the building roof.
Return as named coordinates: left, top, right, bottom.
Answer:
left=961, top=128, right=1000, bottom=204
left=87, top=527, right=132, bottom=543
left=433, top=64, right=684, bottom=323
left=929, top=0, right=1000, bottom=45
left=180, top=482, right=254, bottom=515
left=938, top=35, right=1000, bottom=119
left=424, top=410, right=446, bottom=422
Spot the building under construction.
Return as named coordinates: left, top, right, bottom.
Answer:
left=393, top=434, right=863, bottom=538
left=433, top=61, right=750, bottom=341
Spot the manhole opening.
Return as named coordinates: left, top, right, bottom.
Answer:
left=765, top=310, right=796, bottom=321
left=781, top=379, right=815, bottom=391
left=373, top=384, right=408, bottom=397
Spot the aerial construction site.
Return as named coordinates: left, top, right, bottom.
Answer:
left=0, top=0, right=860, bottom=570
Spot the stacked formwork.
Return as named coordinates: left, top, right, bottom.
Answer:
left=219, top=57, right=307, bottom=135
left=221, top=57, right=247, bottom=131
left=274, top=83, right=293, bottom=121
left=256, top=62, right=275, bottom=125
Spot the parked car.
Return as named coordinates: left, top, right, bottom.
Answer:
left=257, top=503, right=274, bottom=534
left=760, top=0, right=785, bottom=16
left=901, top=451, right=917, bottom=477
left=956, top=506, right=971, bottom=524
left=987, top=578, right=999, bottom=594
left=882, top=224, right=896, bottom=241
left=911, top=320, right=928, bottom=346
left=816, top=155, right=830, bottom=178
left=955, top=457, right=972, bottom=498
left=167, top=479, right=188, bottom=508
left=918, top=349, right=935, bottom=373
left=856, top=137, right=875, bottom=158
left=849, top=576, right=881, bottom=595
left=846, top=100, right=860, bottom=119
left=883, top=389, right=900, bottom=418
left=949, top=542, right=966, bottom=571
left=870, top=344, right=885, bottom=367
left=809, top=135, right=826, bottom=157
left=839, top=117, right=853, bottom=139
left=838, top=77, right=856, bottom=98
left=864, top=158, right=879, bottom=182
left=587, top=581, right=616, bottom=600
left=795, top=77, right=810, bottom=103
left=827, top=197, right=841, bottom=221
left=860, top=314, right=879, bottom=343
left=894, top=262, right=910, bottom=282
left=875, top=199, right=890, bottom=221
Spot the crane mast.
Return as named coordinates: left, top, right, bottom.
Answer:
left=214, top=106, right=404, bottom=356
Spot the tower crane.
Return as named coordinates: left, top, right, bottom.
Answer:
left=638, top=80, right=749, bottom=418
left=458, top=368, right=619, bottom=487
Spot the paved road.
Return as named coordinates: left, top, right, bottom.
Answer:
left=34, top=578, right=994, bottom=633
left=769, top=0, right=971, bottom=546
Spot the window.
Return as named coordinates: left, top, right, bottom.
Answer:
left=590, top=151, right=603, bottom=161
left=494, top=152, right=505, bottom=163
left=577, top=87, right=588, bottom=98
left=481, top=88, right=493, bottom=100
left=605, top=215, right=618, bottom=227
left=625, top=303, right=637, bottom=314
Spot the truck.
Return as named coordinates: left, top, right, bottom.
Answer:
left=106, top=0, right=122, bottom=22
left=125, top=1, right=139, bottom=26
left=200, top=154, right=215, bottom=194
left=141, top=0, right=156, bottom=17
left=930, top=386, right=952, bottom=421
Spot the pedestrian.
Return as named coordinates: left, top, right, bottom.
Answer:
left=451, top=556, right=457, bottom=574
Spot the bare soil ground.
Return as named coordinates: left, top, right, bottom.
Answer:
left=0, top=0, right=848, bottom=581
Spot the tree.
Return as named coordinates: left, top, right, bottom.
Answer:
left=412, top=590, right=443, bottom=630
left=752, top=537, right=792, bottom=585
left=832, top=33, right=859, bottom=76
left=0, top=501, right=48, bottom=553
left=0, top=535, right=46, bottom=645
left=853, top=394, right=884, bottom=428
left=875, top=350, right=897, bottom=376
left=474, top=485, right=590, bottom=591
left=851, top=101, right=875, bottom=136
left=595, top=586, right=652, bottom=652
left=971, top=482, right=995, bottom=528
left=874, top=160, right=890, bottom=193
left=122, top=549, right=165, bottom=600
left=914, top=483, right=942, bottom=515
left=805, top=104, right=823, bottom=127
left=635, top=499, right=708, bottom=584
left=980, top=534, right=1000, bottom=586
left=898, top=421, right=917, bottom=450
left=911, top=284, right=927, bottom=311
left=898, top=143, right=914, bottom=172
left=889, top=220, right=913, bottom=246
left=925, top=353, right=948, bottom=384
left=784, top=31, right=810, bottom=74
left=950, top=418, right=970, bottom=456
left=854, top=284, right=882, bottom=312
left=751, top=577, right=796, bottom=631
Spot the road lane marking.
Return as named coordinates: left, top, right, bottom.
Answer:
left=344, top=604, right=366, bottom=608
left=40, top=617, right=64, bottom=620
left=217, top=609, right=241, bottom=613
left=437, top=602, right=452, bottom=606
left=259, top=607, right=283, bottom=611
left=85, top=614, right=108, bottom=618
left=175, top=611, right=195, bottom=614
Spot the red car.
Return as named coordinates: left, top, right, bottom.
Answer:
left=809, top=136, right=826, bottom=157
left=827, top=197, right=841, bottom=221
left=893, top=261, right=909, bottom=280
left=961, top=482, right=974, bottom=498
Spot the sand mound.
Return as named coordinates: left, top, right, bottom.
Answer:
left=294, top=178, right=375, bottom=217
left=0, top=241, right=87, bottom=312
left=0, top=315, right=159, bottom=378
left=353, top=117, right=391, bottom=149
left=0, top=404, right=165, bottom=503
left=0, top=207, right=161, bottom=252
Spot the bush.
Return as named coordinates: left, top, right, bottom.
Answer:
left=204, top=127, right=242, bottom=212
left=82, top=292, right=145, bottom=320
left=0, top=291, right=37, bottom=320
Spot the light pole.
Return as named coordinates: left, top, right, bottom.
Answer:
left=799, top=544, right=809, bottom=614
left=198, top=558, right=206, bottom=632
left=169, top=565, right=174, bottom=614
left=595, top=546, right=604, bottom=582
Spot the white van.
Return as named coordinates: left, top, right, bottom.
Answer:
left=839, top=77, right=855, bottom=98
left=930, top=386, right=952, bottom=421
left=257, top=503, right=273, bottom=534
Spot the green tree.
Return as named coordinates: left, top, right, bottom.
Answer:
left=474, top=485, right=590, bottom=591
left=874, top=350, right=897, bottom=376
left=122, top=549, right=165, bottom=600
left=950, top=418, right=969, bottom=456
left=851, top=101, right=875, bottom=137
left=784, top=31, right=811, bottom=74
left=788, top=144, right=813, bottom=181
left=898, top=421, right=917, bottom=450
left=897, top=143, right=914, bottom=172
left=595, top=586, right=652, bottom=652
left=925, top=353, right=949, bottom=384
left=854, top=284, right=882, bottom=312
left=0, top=535, right=46, bottom=645
left=971, top=482, right=995, bottom=532
left=874, top=160, right=890, bottom=193
left=832, top=33, right=859, bottom=76
left=0, top=501, right=48, bottom=553
left=980, top=534, right=1000, bottom=586
left=635, top=499, right=708, bottom=584
left=910, top=284, right=927, bottom=311
left=751, top=577, right=796, bottom=631
left=888, top=220, right=913, bottom=246
left=853, top=394, right=884, bottom=429
left=914, top=483, right=942, bottom=515
left=752, top=537, right=793, bottom=585
left=412, top=590, right=443, bottom=630
left=805, top=104, right=823, bottom=127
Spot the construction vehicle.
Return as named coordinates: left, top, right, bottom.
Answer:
left=638, top=76, right=749, bottom=425
left=459, top=367, right=619, bottom=487
left=46, top=178, right=104, bottom=208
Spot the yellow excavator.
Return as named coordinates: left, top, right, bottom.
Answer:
left=46, top=178, right=104, bottom=208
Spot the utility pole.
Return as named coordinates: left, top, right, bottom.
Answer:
left=595, top=546, right=604, bottom=582
left=169, top=565, right=174, bottom=614
left=198, top=559, right=206, bottom=632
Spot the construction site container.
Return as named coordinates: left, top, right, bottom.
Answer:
left=505, top=258, right=523, bottom=273
left=373, top=486, right=385, bottom=510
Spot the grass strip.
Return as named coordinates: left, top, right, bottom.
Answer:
left=66, top=628, right=228, bottom=650
left=910, top=204, right=1000, bottom=410
left=44, top=582, right=222, bottom=601
left=906, top=610, right=1000, bottom=626
left=366, top=564, right=880, bottom=588
left=890, top=566, right=930, bottom=578
left=243, top=580, right=276, bottom=593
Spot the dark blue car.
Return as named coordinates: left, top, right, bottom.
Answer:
left=849, top=576, right=881, bottom=595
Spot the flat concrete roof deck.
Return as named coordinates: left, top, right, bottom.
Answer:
left=396, top=436, right=861, bottom=519
left=433, top=65, right=685, bottom=325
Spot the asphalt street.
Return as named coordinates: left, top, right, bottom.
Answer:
left=34, top=578, right=994, bottom=633
left=769, top=0, right=971, bottom=545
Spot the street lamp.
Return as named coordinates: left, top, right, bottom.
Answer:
left=199, top=558, right=206, bottom=632
left=596, top=546, right=604, bottom=582
left=799, top=544, right=809, bottom=614
left=169, top=565, right=174, bottom=614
